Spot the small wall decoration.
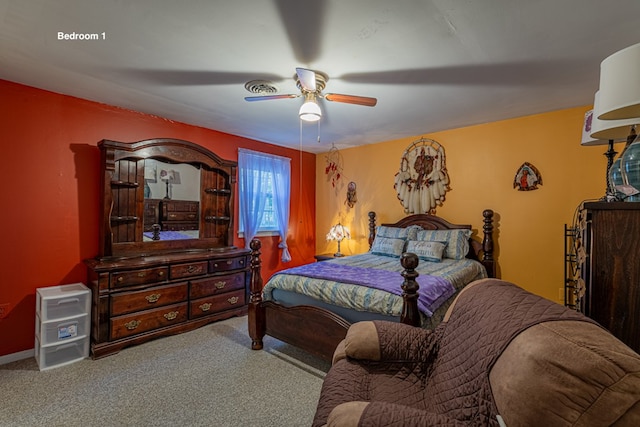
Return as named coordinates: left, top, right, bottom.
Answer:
left=394, top=137, right=450, bottom=214
left=513, top=162, right=542, bottom=191
left=345, top=181, right=357, bottom=208
left=324, top=144, right=343, bottom=188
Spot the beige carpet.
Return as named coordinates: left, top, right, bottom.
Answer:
left=0, top=315, right=331, bottom=427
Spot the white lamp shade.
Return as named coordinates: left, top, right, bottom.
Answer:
left=598, top=42, right=640, bottom=120
left=326, top=223, right=350, bottom=241
left=582, top=91, right=640, bottom=145
left=299, top=97, right=322, bottom=122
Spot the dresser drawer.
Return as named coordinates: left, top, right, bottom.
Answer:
left=166, top=212, right=198, bottom=222
left=170, top=261, right=208, bottom=279
left=190, top=272, right=245, bottom=299
left=110, top=302, right=187, bottom=340
left=110, top=283, right=188, bottom=316
left=111, top=266, right=169, bottom=288
left=190, top=289, right=245, bottom=319
left=209, top=256, right=247, bottom=272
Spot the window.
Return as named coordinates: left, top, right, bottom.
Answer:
left=238, top=168, right=277, bottom=232
left=238, top=149, right=291, bottom=262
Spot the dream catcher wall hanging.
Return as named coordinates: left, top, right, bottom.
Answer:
left=394, top=137, right=450, bottom=214
left=324, top=144, right=343, bottom=189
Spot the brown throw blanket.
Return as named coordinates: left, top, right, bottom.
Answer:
left=313, top=279, right=597, bottom=426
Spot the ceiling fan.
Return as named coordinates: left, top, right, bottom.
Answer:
left=244, top=67, right=377, bottom=122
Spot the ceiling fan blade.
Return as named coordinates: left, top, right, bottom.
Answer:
left=296, top=68, right=317, bottom=92
left=244, top=94, right=299, bottom=102
left=325, top=93, right=377, bottom=107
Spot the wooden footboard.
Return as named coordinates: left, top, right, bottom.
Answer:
left=248, top=239, right=350, bottom=361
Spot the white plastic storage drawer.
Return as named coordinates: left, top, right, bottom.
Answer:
left=36, top=283, right=90, bottom=322
left=35, top=336, right=89, bottom=371
left=36, top=314, right=89, bottom=346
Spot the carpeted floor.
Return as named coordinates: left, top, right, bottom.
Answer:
left=0, top=315, right=331, bottom=427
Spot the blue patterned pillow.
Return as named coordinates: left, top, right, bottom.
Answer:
left=376, top=225, right=422, bottom=241
left=371, top=236, right=406, bottom=257
left=416, top=229, right=472, bottom=260
left=406, top=240, right=446, bottom=262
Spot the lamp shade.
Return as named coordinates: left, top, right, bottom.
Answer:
left=597, top=42, right=640, bottom=120
left=582, top=91, right=640, bottom=145
left=299, top=94, right=322, bottom=122
left=160, top=169, right=175, bottom=181
left=326, top=223, right=350, bottom=241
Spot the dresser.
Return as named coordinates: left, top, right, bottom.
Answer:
left=570, top=202, right=640, bottom=353
left=160, top=199, right=199, bottom=231
left=86, top=249, right=249, bottom=358
left=86, top=138, right=248, bottom=358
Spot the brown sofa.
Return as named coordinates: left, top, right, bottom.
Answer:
left=312, top=278, right=640, bottom=427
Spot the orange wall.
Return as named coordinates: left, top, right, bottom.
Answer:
left=316, top=107, right=618, bottom=304
left=0, top=79, right=316, bottom=358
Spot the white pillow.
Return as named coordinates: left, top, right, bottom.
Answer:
left=406, top=240, right=446, bottom=262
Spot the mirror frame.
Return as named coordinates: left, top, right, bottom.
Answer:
left=98, top=138, right=237, bottom=258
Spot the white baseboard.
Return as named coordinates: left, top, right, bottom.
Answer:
left=0, top=348, right=34, bottom=366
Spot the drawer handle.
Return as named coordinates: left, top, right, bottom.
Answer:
left=199, top=303, right=212, bottom=312
left=239, top=260, right=244, bottom=265
left=187, top=265, right=202, bottom=274
left=137, top=272, right=146, bottom=278
left=145, top=293, right=161, bottom=303
left=124, top=320, right=141, bottom=330
left=117, top=276, right=124, bottom=283
left=227, top=260, right=233, bottom=265
left=158, top=271, right=164, bottom=276
left=227, top=296, right=239, bottom=305
left=164, top=311, right=179, bottom=321
left=215, top=281, right=226, bottom=289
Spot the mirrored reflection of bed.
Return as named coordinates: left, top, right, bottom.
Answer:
left=143, top=230, right=200, bottom=241
left=248, top=209, right=496, bottom=361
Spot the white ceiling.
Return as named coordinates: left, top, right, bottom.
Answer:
left=1, top=0, right=639, bottom=153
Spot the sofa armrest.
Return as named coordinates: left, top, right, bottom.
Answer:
left=327, top=401, right=464, bottom=427
left=342, top=320, right=438, bottom=362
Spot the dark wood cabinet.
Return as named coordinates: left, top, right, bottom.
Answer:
left=575, top=202, right=640, bottom=353
left=86, top=250, right=249, bottom=358
left=160, top=199, right=199, bottom=231
left=143, top=198, right=162, bottom=231
left=85, top=138, right=249, bottom=358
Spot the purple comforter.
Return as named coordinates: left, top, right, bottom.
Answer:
left=276, top=262, right=455, bottom=317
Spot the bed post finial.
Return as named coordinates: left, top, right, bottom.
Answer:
left=400, top=252, right=421, bottom=327
left=482, top=209, right=496, bottom=277
left=368, top=211, right=376, bottom=249
left=248, top=238, right=265, bottom=350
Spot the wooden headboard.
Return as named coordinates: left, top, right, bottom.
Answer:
left=367, top=210, right=496, bottom=278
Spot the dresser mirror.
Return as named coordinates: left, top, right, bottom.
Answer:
left=97, top=138, right=237, bottom=258
left=143, top=159, right=201, bottom=240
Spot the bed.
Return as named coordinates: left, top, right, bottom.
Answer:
left=247, top=209, right=496, bottom=361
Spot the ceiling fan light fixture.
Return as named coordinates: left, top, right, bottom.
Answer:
left=299, top=94, right=322, bottom=122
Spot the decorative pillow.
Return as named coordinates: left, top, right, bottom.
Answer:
left=376, top=225, right=422, bottom=241
left=406, top=240, right=446, bottom=262
left=416, top=229, right=472, bottom=260
left=370, top=236, right=406, bottom=257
